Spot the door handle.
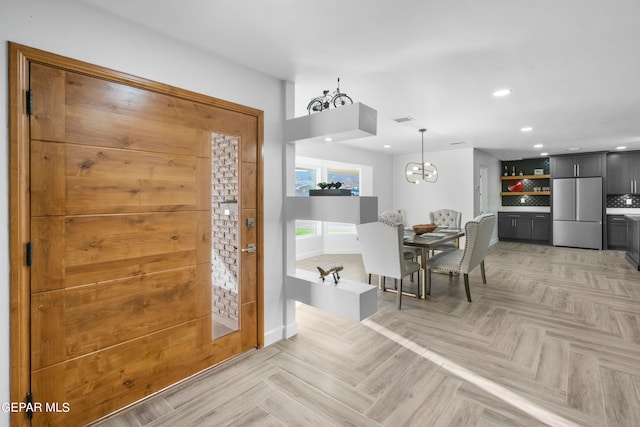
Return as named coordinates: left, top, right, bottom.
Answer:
left=576, top=164, right=580, bottom=177
left=242, top=243, right=256, bottom=253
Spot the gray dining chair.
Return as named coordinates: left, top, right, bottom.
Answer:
left=356, top=220, right=421, bottom=309
left=377, top=209, right=419, bottom=281
left=429, top=209, right=462, bottom=253
left=425, top=213, right=496, bottom=302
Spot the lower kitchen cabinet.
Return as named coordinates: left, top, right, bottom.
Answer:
left=607, top=215, right=627, bottom=250
left=498, top=212, right=550, bottom=244
left=531, top=214, right=551, bottom=241
left=627, top=216, right=640, bottom=270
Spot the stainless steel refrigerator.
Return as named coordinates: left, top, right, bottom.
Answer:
left=552, top=177, right=602, bottom=249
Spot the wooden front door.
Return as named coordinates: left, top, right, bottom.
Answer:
left=10, top=44, right=263, bottom=426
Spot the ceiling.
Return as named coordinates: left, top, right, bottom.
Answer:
left=79, top=0, right=640, bottom=160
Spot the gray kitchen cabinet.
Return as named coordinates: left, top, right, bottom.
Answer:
left=607, top=215, right=627, bottom=249
left=607, top=152, right=640, bottom=194
left=531, top=213, right=551, bottom=241
left=498, top=213, right=531, bottom=240
left=551, top=153, right=603, bottom=178
left=498, top=212, right=550, bottom=243
left=626, top=216, right=640, bottom=270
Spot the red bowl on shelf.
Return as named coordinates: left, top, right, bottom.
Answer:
left=507, top=180, right=524, bottom=192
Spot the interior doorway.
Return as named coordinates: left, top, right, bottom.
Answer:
left=479, top=165, right=489, bottom=215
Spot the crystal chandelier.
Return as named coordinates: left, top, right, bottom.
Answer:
left=405, top=128, right=438, bottom=184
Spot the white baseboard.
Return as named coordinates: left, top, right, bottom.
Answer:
left=263, top=326, right=284, bottom=346
left=284, top=321, right=298, bottom=339
left=263, top=322, right=298, bottom=346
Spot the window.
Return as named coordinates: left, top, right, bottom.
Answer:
left=295, top=167, right=316, bottom=196
left=327, top=168, right=360, bottom=196
left=294, top=161, right=365, bottom=237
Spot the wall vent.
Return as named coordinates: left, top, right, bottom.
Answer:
left=393, top=116, right=414, bottom=123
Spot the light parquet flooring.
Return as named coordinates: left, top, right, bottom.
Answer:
left=93, top=242, right=640, bottom=427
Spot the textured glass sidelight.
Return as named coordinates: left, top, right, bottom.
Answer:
left=211, top=132, right=239, bottom=339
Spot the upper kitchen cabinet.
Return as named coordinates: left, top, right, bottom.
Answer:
left=607, top=151, right=640, bottom=194
left=551, top=153, right=604, bottom=178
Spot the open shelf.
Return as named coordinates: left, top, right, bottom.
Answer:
left=500, top=191, right=551, bottom=196
left=285, top=196, right=378, bottom=223
left=284, top=102, right=377, bottom=144
left=285, top=269, right=377, bottom=322
left=501, top=174, right=550, bottom=180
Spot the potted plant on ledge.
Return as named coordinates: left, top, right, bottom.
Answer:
left=309, top=181, right=352, bottom=196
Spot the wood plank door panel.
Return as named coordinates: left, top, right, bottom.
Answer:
left=23, top=58, right=262, bottom=426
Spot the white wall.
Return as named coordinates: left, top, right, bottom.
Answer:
left=393, top=148, right=476, bottom=227
left=0, top=0, right=286, bottom=419
left=296, top=143, right=394, bottom=212
left=393, top=148, right=501, bottom=246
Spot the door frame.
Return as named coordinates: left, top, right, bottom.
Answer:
left=8, top=42, right=264, bottom=427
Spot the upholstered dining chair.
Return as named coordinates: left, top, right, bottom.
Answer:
left=378, top=209, right=420, bottom=280
left=356, top=220, right=421, bottom=310
left=429, top=209, right=462, bottom=253
left=425, top=213, right=496, bottom=302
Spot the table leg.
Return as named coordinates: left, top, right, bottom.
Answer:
left=420, top=247, right=428, bottom=298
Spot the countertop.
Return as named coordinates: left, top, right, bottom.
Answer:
left=498, top=206, right=550, bottom=213
left=607, top=208, right=640, bottom=215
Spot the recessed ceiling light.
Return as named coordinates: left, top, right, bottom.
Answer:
left=324, top=137, right=333, bottom=142
left=521, top=127, right=533, bottom=132
left=616, top=146, right=627, bottom=150
left=540, top=152, right=549, bottom=156
left=567, top=147, right=581, bottom=151
left=533, top=144, right=543, bottom=148
left=493, top=89, right=511, bottom=97
left=383, top=145, right=391, bottom=148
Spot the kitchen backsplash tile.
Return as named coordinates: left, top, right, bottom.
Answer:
left=502, top=195, right=550, bottom=207
left=607, top=194, right=640, bottom=209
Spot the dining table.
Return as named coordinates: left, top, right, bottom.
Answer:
left=403, top=227, right=465, bottom=298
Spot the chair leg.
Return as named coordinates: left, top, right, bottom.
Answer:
left=426, top=268, right=432, bottom=296
left=396, top=279, right=402, bottom=310
left=480, top=261, right=487, bottom=284
left=464, top=273, right=472, bottom=302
